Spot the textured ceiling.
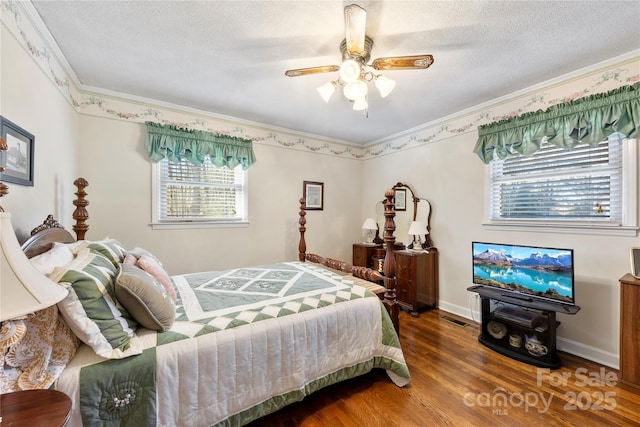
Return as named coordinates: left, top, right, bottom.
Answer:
left=30, top=1, right=640, bottom=145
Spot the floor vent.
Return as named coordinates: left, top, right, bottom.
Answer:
left=441, top=315, right=468, bottom=327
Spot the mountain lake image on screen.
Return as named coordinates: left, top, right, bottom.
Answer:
left=472, top=242, right=575, bottom=305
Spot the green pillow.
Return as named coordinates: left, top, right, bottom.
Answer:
left=87, top=238, right=127, bottom=265
left=50, top=248, right=142, bottom=359
left=116, top=264, right=176, bottom=332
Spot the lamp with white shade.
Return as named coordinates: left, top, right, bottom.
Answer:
left=361, top=218, right=378, bottom=244
left=0, top=137, right=72, bottom=419
left=0, top=137, right=67, bottom=322
left=1, top=211, right=68, bottom=321
left=407, top=221, right=428, bottom=252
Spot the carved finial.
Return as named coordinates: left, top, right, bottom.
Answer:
left=30, top=214, right=64, bottom=236
left=0, top=137, right=8, bottom=212
left=73, top=177, right=89, bottom=240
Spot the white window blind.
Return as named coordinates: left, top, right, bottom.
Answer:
left=489, top=140, right=623, bottom=223
left=156, top=157, right=246, bottom=223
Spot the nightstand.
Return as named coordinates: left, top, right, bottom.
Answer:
left=352, top=242, right=381, bottom=269
left=0, top=389, right=72, bottom=426
left=394, top=249, right=438, bottom=316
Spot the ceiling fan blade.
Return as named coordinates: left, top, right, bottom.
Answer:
left=284, top=65, right=340, bottom=77
left=371, top=55, right=435, bottom=70
left=344, top=4, right=367, bottom=56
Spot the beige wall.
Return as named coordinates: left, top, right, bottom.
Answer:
left=76, top=116, right=362, bottom=275
left=0, top=26, right=80, bottom=237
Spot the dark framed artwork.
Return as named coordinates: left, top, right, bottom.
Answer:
left=394, top=188, right=406, bottom=211
left=303, top=181, right=324, bottom=210
left=0, top=117, right=34, bottom=186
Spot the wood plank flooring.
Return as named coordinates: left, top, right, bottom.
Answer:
left=248, top=309, right=640, bottom=426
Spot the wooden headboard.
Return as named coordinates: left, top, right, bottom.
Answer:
left=20, top=178, right=89, bottom=258
left=21, top=215, right=76, bottom=258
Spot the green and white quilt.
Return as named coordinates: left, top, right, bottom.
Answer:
left=55, top=261, right=410, bottom=426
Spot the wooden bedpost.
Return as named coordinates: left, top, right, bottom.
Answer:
left=298, top=198, right=307, bottom=261
left=0, top=137, right=7, bottom=212
left=382, top=189, right=400, bottom=333
left=296, top=191, right=399, bottom=333
left=72, top=178, right=89, bottom=240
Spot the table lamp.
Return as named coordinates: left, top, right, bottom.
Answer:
left=407, top=221, right=428, bottom=252
left=361, top=218, right=378, bottom=244
left=1, top=212, right=69, bottom=321
left=0, top=137, right=67, bottom=322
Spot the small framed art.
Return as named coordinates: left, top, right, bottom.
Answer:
left=303, top=181, right=324, bottom=210
left=394, top=188, right=406, bottom=211
left=0, top=117, right=34, bottom=186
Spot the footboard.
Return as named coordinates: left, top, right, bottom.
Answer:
left=298, top=190, right=400, bottom=333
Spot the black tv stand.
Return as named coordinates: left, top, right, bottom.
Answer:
left=468, top=285, right=580, bottom=369
left=501, top=292, right=532, bottom=302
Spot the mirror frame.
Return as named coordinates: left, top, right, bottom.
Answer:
left=388, top=182, right=433, bottom=249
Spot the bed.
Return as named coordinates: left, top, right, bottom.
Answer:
left=10, top=179, right=409, bottom=426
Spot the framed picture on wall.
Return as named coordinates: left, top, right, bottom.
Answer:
left=0, top=116, right=34, bottom=186
left=303, top=181, right=324, bottom=210
left=394, top=188, right=406, bottom=211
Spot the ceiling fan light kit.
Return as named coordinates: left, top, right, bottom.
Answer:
left=375, top=75, right=396, bottom=98
left=285, top=4, right=434, bottom=115
left=339, top=59, right=362, bottom=83
left=317, top=81, right=337, bottom=103
left=353, top=97, right=368, bottom=111
left=343, top=80, right=368, bottom=101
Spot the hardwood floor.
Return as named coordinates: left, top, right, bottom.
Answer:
left=248, top=309, right=640, bottom=426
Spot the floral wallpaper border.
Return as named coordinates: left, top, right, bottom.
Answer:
left=2, top=0, right=639, bottom=161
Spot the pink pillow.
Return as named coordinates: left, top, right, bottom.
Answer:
left=136, top=255, right=177, bottom=302
left=123, top=254, right=137, bottom=265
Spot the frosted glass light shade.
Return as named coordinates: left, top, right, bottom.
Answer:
left=317, top=81, right=336, bottom=103
left=352, top=97, right=368, bottom=111
left=0, top=212, right=68, bottom=321
left=339, top=59, right=361, bottom=83
left=343, top=80, right=368, bottom=101
left=375, top=75, right=396, bottom=98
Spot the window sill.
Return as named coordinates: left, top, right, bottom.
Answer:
left=482, top=221, right=638, bottom=237
left=150, top=221, right=249, bottom=230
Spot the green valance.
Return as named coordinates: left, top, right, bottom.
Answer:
left=473, top=83, right=640, bottom=163
left=145, top=122, right=256, bottom=170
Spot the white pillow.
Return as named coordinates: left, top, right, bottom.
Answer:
left=29, top=242, right=74, bottom=275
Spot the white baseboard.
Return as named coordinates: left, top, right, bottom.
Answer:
left=437, top=300, right=619, bottom=369
left=556, top=337, right=619, bottom=369
left=438, top=300, right=480, bottom=324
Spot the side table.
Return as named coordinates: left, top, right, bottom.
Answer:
left=1, top=389, right=71, bottom=426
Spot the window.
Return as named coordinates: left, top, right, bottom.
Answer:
left=485, top=138, right=637, bottom=235
left=151, top=157, right=248, bottom=228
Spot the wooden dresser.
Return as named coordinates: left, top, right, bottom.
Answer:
left=353, top=243, right=439, bottom=316
left=394, top=249, right=438, bottom=316
left=620, top=273, right=640, bottom=392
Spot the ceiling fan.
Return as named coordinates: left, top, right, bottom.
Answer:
left=285, top=4, right=434, bottom=112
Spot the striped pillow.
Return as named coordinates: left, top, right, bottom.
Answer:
left=49, top=248, right=142, bottom=359
left=87, top=239, right=127, bottom=265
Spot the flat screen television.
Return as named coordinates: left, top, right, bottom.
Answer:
left=472, top=242, right=575, bottom=305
